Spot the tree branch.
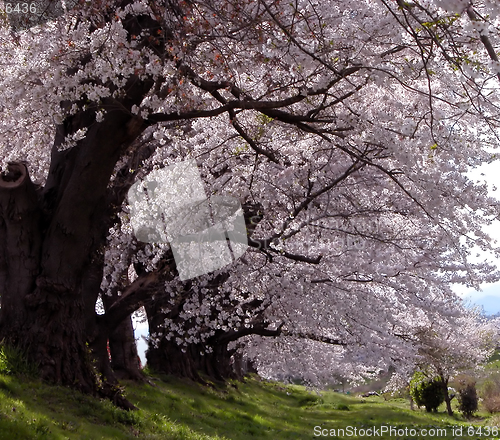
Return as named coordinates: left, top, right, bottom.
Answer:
left=466, top=6, right=500, bottom=84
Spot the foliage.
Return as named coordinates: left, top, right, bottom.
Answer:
left=0, top=342, right=38, bottom=377
left=410, top=372, right=445, bottom=413
left=298, top=394, right=323, bottom=407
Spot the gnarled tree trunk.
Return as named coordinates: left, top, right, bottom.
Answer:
left=0, top=73, right=151, bottom=395
left=0, top=162, right=96, bottom=393
left=146, top=334, right=236, bottom=382
left=0, top=163, right=42, bottom=340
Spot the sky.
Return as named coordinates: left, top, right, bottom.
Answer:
left=132, top=315, right=149, bottom=367
left=454, top=161, right=500, bottom=315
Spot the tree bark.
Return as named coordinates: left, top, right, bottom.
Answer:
left=109, top=317, right=143, bottom=380
left=144, top=290, right=237, bottom=382
left=102, top=292, right=144, bottom=381
left=440, top=376, right=453, bottom=416
left=0, top=73, right=152, bottom=395
left=0, top=164, right=42, bottom=338
left=0, top=165, right=96, bottom=392
left=0, top=4, right=183, bottom=405
left=146, top=335, right=236, bottom=382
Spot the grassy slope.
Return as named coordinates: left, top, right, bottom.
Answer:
left=0, top=371, right=499, bottom=440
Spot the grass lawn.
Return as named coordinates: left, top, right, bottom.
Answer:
left=0, top=371, right=499, bottom=439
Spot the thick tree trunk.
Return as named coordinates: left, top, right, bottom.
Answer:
left=0, top=74, right=151, bottom=396
left=0, top=165, right=95, bottom=391
left=103, top=294, right=143, bottom=381
left=0, top=3, right=172, bottom=408
left=0, top=164, right=42, bottom=336
left=29, top=295, right=97, bottom=392
left=146, top=338, right=200, bottom=381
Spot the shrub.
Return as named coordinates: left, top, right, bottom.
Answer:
left=481, top=374, right=500, bottom=413
left=409, top=371, right=445, bottom=413
left=298, top=394, right=323, bottom=407
left=0, top=342, right=38, bottom=377
left=487, top=414, right=500, bottom=427
left=455, top=375, right=478, bottom=419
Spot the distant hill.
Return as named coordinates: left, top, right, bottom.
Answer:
left=473, top=295, right=500, bottom=315
left=464, top=290, right=500, bottom=316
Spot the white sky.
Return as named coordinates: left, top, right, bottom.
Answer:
left=453, top=161, right=500, bottom=309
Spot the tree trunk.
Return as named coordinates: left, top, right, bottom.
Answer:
left=0, top=164, right=95, bottom=392
left=0, top=163, right=42, bottom=341
left=145, top=295, right=237, bottom=382
left=105, top=307, right=143, bottom=381
left=109, top=317, right=143, bottom=380
left=440, top=376, right=453, bottom=416
left=146, top=337, right=236, bottom=382
left=231, top=349, right=258, bottom=381
left=146, top=338, right=201, bottom=381
left=0, top=73, right=151, bottom=396
left=143, top=296, right=204, bottom=379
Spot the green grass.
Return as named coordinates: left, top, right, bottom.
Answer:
left=0, top=371, right=499, bottom=439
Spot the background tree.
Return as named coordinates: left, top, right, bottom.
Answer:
left=456, top=375, right=479, bottom=419
left=384, top=306, right=496, bottom=415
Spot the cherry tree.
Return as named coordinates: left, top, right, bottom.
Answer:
left=0, top=0, right=500, bottom=403
left=415, top=309, right=496, bottom=415
left=384, top=306, right=496, bottom=415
